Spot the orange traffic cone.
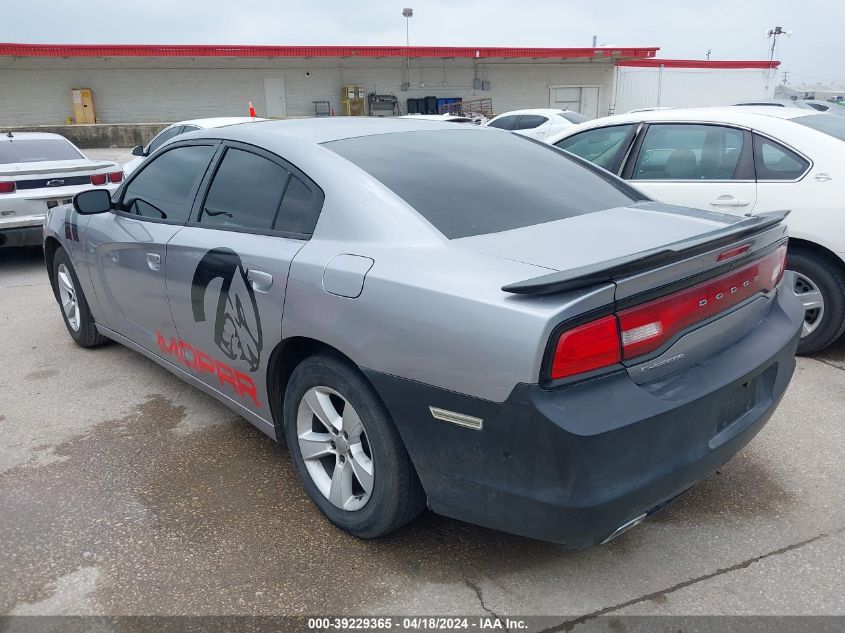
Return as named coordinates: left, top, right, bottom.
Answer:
left=248, top=101, right=257, bottom=117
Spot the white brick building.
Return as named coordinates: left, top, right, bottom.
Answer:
left=0, top=44, right=660, bottom=125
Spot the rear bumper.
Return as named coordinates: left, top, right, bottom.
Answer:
left=0, top=225, right=43, bottom=247
left=365, top=282, right=804, bottom=547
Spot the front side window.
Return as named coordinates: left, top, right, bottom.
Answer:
left=147, top=126, right=184, bottom=154
left=514, top=115, right=548, bottom=130
left=326, top=129, right=640, bottom=240
left=200, top=148, right=289, bottom=231
left=753, top=135, right=809, bottom=180
left=632, top=124, right=744, bottom=181
left=556, top=124, right=634, bottom=171
left=487, top=115, right=520, bottom=131
left=121, top=145, right=214, bottom=222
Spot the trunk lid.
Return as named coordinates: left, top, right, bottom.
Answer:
left=0, top=159, right=116, bottom=178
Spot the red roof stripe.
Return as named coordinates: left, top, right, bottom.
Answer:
left=0, top=43, right=659, bottom=59
left=618, top=58, right=779, bottom=69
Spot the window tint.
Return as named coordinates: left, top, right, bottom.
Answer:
left=122, top=145, right=214, bottom=222
left=753, top=135, right=809, bottom=180
left=148, top=126, right=184, bottom=153
left=274, top=176, right=319, bottom=235
left=514, top=115, right=548, bottom=130
left=556, top=125, right=633, bottom=171
left=487, top=115, right=519, bottom=130
left=558, top=111, right=589, bottom=124
left=200, top=148, right=288, bottom=231
left=794, top=113, right=845, bottom=142
left=326, top=129, right=639, bottom=240
left=0, top=139, right=82, bottom=163
left=181, top=125, right=201, bottom=133
left=632, top=124, right=744, bottom=180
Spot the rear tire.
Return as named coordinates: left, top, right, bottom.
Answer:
left=283, top=352, right=425, bottom=538
left=51, top=247, right=109, bottom=348
left=787, top=248, right=845, bottom=354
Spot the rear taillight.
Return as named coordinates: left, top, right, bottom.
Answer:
left=548, top=244, right=788, bottom=381
left=551, top=315, right=621, bottom=380
left=0, top=181, right=15, bottom=194
left=90, top=174, right=107, bottom=186
left=108, top=171, right=123, bottom=183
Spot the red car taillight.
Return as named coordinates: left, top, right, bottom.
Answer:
left=108, top=171, right=123, bottom=183
left=90, top=174, right=108, bottom=186
left=0, top=181, right=15, bottom=194
left=549, top=244, right=788, bottom=381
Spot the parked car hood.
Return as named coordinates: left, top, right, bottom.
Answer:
left=452, top=201, right=739, bottom=273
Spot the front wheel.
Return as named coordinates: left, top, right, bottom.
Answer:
left=51, top=247, right=109, bottom=348
left=787, top=249, right=845, bottom=354
left=283, top=353, right=425, bottom=538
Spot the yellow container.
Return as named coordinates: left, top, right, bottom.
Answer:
left=71, top=88, right=96, bottom=124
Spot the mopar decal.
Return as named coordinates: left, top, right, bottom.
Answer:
left=191, top=248, right=263, bottom=372
left=156, top=332, right=261, bottom=407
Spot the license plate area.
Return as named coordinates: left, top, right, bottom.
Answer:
left=712, top=363, right=777, bottom=443
left=46, top=198, right=72, bottom=209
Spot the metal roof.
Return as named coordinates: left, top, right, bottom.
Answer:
left=0, top=43, right=659, bottom=60
left=618, top=59, right=780, bottom=69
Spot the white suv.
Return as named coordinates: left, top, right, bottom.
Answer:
left=486, top=109, right=589, bottom=140
left=548, top=106, right=845, bottom=353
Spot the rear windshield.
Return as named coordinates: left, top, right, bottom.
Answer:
left=325, top=129, right=639, bottom=239
left=794, top=114, right=845, bottom=142
left=558, top=111, right=589, bottom=124
left=0, top=139, right=83, bottom=163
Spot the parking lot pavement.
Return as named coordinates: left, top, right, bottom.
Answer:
left=0, top=246, right=843, bottom=621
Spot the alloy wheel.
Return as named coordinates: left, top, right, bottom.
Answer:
left=296, top=386, right=374, bottom=511
left=57, top=263, right=80, bottom=332
left=792, top=271, right=825, bottom=338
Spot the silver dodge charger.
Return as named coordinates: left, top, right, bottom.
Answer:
left=43, top=118, right=803, bottom=547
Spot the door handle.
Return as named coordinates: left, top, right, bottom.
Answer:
left=247, top=269, right=273, bottom=293
left=710, top=196, right=749, bottom=207
left=146, top=252, right=161, bottom=271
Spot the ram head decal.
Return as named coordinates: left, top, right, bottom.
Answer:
left=191, top=248, right=263, bottom=372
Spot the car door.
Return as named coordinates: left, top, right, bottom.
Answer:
left=164, top=142, right=323, bottom=420
left=622, top=122, right=757, bottom=216
left=85, top=142, right=217, bottom=354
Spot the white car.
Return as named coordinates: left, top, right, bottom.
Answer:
left=800, top=100, right=845, bottom=115
left=123, top=117, right=264, bottom=175
left=547, top=106, right=845, bottom=353
left=0, top=132, right=122, bottom=248
left=400, top=114, right=480, bottom=124
left=485, top=108, right=589, bottom=140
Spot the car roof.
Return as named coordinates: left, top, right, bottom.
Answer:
left=191, top=116, right=496, bottom=144
left=176, top=116, right=267, bottom=128
left=492, top=109, right=568, bottom=118
left=0, top=131, right=73, bottom=142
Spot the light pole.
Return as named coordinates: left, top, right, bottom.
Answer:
left=765, top=26, right=791, bottom=95
left=705, top=49, right=711, bottom=61
left=403, top=8, right=413, bottom=47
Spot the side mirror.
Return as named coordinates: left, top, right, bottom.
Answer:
left=131, top=145, right=146, bottom=157
left=73, top=189, right=113, bottom=215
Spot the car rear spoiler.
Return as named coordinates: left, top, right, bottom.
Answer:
left=501, top=210, right=790, bottom=295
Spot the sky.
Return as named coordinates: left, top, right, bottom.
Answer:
left=4, top=0, right=843, bottom=87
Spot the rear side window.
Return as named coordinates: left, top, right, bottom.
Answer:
left=325, top=129, right=639, bottom=239
left=632, top=124, right=744, bottom=180
left=200, top=148, right=288, bottom=231
left=148, top=126, right=185, bottom=153
left=753, top=135, right=809, bottom=180
left=487, top=115, right=520, bottom=131
left=0, top=139, right=82, bottom=163
left=556, top=125, right=634, bottom=171
left=514, top=115, right=548, bottom=130
left=122, top=145, right=214, bottom=222
left=274, top=176, right=319, bottom=235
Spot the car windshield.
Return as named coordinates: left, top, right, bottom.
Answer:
left=0, top=138, right=83, bottom=163
left=558, top=111, right=589, bottom=124
left=325, top=129, right=641, bottom=239
left=794, top=114, right=845, bottom=142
